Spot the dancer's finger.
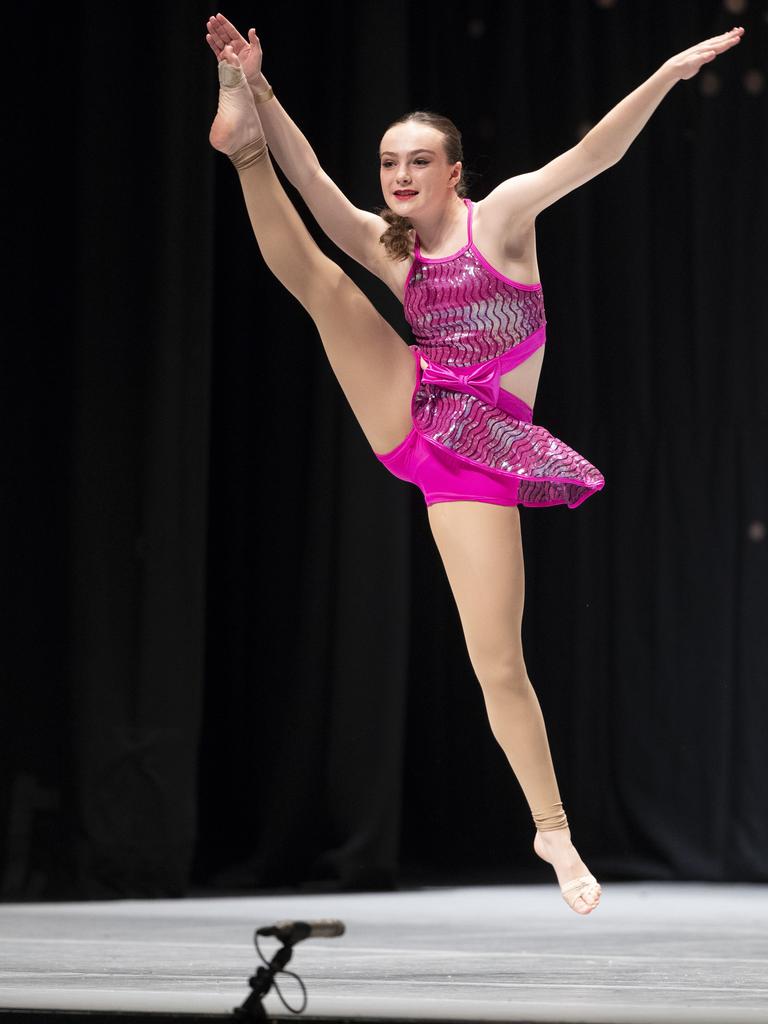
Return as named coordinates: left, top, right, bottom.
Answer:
left=706, top=27, right=742, bottom=46
left=207, top=18, right=227, bottom=52
left=205, top=32, right=224, bottom=58
left=209, top=14, right=231, bottom=48
left=215, top=12, right=245, bottom=46
left=205, top=26, right=227, bottom=56
left=216, top=16, right=233, bottom=45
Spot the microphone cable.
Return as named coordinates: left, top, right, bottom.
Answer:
left=253, top=929, right=307, bottom=1015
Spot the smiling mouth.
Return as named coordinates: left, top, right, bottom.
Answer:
left=394, top=190, right=418, bottom=198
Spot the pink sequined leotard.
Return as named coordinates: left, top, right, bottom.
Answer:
left=374, top=197, right=605, bottom=508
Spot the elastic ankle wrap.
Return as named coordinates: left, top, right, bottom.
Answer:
left=229, top=135, right=267, bottom=172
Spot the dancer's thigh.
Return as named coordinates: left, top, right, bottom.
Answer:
left=426, top=501, right=527, bottom=685
left=234, top=151, right=414, bottom=452
left=305, top=259, right=416, bottom=454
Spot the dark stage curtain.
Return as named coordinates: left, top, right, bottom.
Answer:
left=2, top=0, right=765, bottom=900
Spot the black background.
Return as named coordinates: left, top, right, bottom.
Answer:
left=2, top=0, right=766, bottom=899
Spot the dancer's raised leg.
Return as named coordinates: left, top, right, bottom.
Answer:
left=426, top=500, right=602, bottom=914
left=209, top=47, right=415, bottom=454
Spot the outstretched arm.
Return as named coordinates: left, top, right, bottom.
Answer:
left=206, top=14, right=387, bottom=275
left=479, top=26, right=744, bottom=234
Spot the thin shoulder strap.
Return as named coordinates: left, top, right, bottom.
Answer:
left=466, top=198, right=474, bottom=246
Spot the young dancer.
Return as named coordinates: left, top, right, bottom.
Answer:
left=206, top=16, right=743, bottom=913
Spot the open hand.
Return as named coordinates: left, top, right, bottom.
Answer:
left=205, top=12, right=264, bottom=85
left=662, top=26, right=744, bottom=81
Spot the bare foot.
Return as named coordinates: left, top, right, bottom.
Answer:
left=533, top=828, right=602, bottom=915
left=208, top=46, right=263, bottom=157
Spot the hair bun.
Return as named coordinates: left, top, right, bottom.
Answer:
left=377, top=209, right=413, bottom=263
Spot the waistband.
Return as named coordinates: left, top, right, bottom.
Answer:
left=415, top=323, right=546, bottom=423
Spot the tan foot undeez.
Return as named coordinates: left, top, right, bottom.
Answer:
left=209, top=44, right=263, bottom=157
left=533, top=828, right=602, bottom=914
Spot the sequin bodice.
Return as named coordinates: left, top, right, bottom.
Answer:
left=403, top=199, right=546, bottom=365
left=376, top=198, right=604, bottom=509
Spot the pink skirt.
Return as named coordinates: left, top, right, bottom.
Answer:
left=373, top=340, right=604, bottom=509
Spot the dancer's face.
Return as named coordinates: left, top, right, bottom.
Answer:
left=378, top=122, right=461, bottom=216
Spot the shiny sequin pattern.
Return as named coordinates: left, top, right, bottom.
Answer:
left=405, top=246, right=546, bottom=365
left=410, top=387, right=605, bottom=507
left=398, top=199, right=605, bottom=509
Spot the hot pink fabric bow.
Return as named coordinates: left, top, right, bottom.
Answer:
left=420, top=359, right=500, bottom=406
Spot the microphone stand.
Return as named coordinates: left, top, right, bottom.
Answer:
left=234, top=938, right=295, bottom=1020
left=236, top=921, right=340, bottom=1018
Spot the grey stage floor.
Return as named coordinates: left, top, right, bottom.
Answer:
left=0, top=881, right=767, bottom=1022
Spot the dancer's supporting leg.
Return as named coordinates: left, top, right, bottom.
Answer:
left=426, top=500, right=602, bottom=915
left=210, top=48, right=415, bottom=454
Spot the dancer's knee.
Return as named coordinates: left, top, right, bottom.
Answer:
left=472, top=650, right=530, bottom=697
left=303, top=264, right=370, bottom=326
left=268, top=248, right=344, bottom=317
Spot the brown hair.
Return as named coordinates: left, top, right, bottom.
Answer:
left=376, top=111, right=469, bottom=262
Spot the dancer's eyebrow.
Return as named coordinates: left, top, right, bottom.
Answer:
left=379, top=149, right=437, bottom=157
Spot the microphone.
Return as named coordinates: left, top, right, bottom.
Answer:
left=255, top=919, right=345, bottom=944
